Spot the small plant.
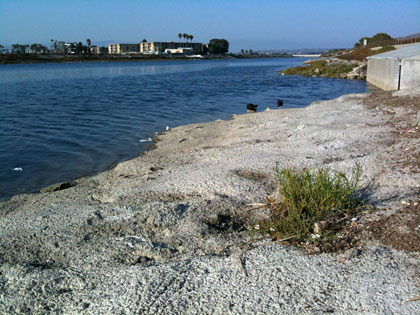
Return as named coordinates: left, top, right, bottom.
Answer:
left=258, top=164, right=365, bottom=243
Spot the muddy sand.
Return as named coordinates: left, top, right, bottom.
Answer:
left=0, top=89, right=419, bottom=314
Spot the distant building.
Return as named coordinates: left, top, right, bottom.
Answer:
left=367, top=43, right=420, bottom=90
left=164, top=47, right=193, bottom=55
left=108, top=44, right=140, bottom=54
left=90, top=46, right=99, bottom=54
left=140, top=41, right=203, bottom=55
left=11, top=44, right=29, bottom=54
left=55, top=41, right=66, bottom=54
left=90, top=46, right=107, bottom=54
left=65, top=43, right=77, bottom=54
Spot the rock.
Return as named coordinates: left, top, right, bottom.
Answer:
left=346, top=63, right=367, bottom=80
left=41, top=181, right=76, bottom=193
left=313, top=223, right=321, bottom=234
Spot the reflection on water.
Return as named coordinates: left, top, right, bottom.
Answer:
left=0, top=61, right=215, bottom=82
left=0, top=58, right=367, bottom=200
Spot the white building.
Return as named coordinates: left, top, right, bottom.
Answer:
left=140, top=41, right=203, bottom=55
left=164, top=47, right=193, bottom=55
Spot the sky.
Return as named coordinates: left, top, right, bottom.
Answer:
left=0, top=0, right=419, bottom=51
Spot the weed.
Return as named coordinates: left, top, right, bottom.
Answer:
left=256, top=164, right=365, bottom=244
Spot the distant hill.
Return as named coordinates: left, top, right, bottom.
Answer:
left=229, top=39, right=302, bottom=53
left=256, top=48, right=329, bottom=55
left=397, top=33, right=420, bottom=39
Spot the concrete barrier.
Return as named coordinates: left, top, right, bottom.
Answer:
left=400, top=57, right=420, bottom=90
left=366, top=43, right=420, bottom=91
left=367, top=58, right=400, bottom=90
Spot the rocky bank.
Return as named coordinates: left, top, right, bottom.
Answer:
left=282, top=57, right=367, bottom=80
left=0, top=89, right=419, bottom=314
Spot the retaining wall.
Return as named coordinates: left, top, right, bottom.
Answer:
left=400, top=57, right=420, bottom=90
left=367, top=58, right=400, bottom=90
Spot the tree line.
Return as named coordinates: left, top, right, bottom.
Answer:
left=178, top=33, right=194, bottom=43
left=0, top=38, right=101, bottom=55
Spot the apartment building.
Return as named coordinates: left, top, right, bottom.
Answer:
left=108, top=43, right=139, bottom=54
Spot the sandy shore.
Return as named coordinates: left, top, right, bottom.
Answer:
left=0, top=89, right=419, bottom=314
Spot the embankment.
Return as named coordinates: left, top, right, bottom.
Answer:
left=281, top=57, right=367, bottom=80
left=0, top=89, right=419, bottom=313
left=281, top=46, right=397, bottom=80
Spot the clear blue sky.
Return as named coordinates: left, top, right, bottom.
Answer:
left=1, top=0, right=419, bottom=51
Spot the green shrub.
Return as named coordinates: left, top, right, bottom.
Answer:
left=281, top=60, right=357, bottom=78
left=259, top=164, right=364, bottom=241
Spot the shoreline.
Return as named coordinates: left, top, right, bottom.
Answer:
left=0, top=53, right=292, bottom=65
left=281, top=57, right=367, bottom=80
left=1, top=89, right=419, bottom=313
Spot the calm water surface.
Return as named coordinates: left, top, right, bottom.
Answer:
left=0, top=58, right=366, bottom=200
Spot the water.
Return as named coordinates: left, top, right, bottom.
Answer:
left=0, top=58, right=366, bottom=200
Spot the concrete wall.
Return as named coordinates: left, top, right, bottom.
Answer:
left=367, top=58, right=401, bottom=90
left=400, top=57, right=420, bottom=90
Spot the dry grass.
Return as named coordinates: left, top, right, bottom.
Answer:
left=337, top=46, right=396, bottom=62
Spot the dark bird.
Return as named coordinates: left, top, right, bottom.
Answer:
left=277, top=99, right=283, bottom=107
left=247, top=103, right=258, bottom=111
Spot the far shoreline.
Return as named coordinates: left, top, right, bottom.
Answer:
left=0, top=53, right=294, bottom=65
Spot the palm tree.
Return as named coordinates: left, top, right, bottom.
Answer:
left=50, top=39, right=57, bottom=53
left=183, top=33, right=187, bottom=43
left=189, top=35, right=194, bottom=42
left=86, top=38, right=91, bottom=54
left=178, top=33, right=182, bottom=44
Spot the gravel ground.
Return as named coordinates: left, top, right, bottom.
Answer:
left=1, top=90, right=419, bottom=314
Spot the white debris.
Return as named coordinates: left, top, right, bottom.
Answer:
left=139, top=138, right=153, bottom=142
left=13, top=167, right=23, bottom=171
